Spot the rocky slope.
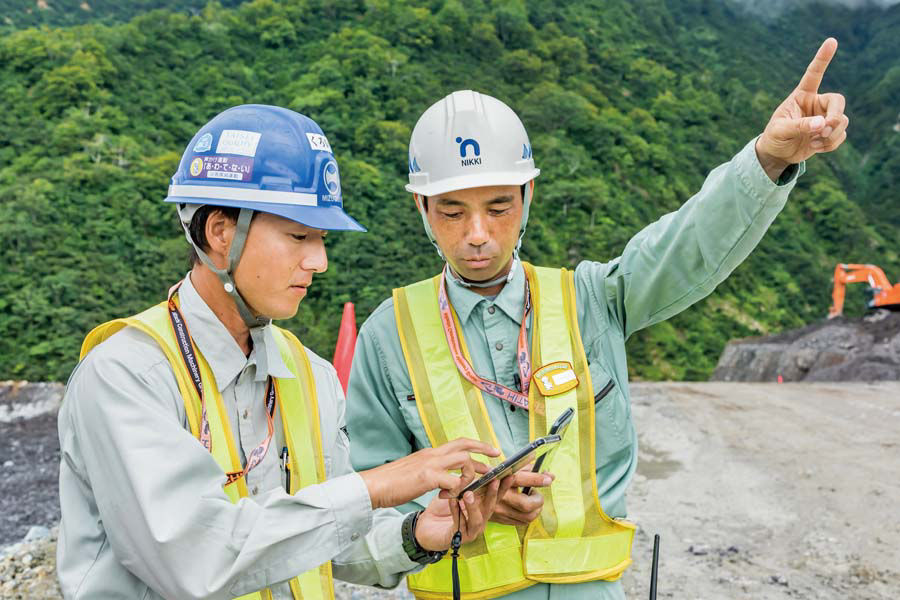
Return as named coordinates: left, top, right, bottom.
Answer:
left=712, top=311, right=900, bottom=382
left=0, top=383, right=63, bottom=548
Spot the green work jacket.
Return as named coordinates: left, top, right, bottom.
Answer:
left=347, top=138, right=802, bottom=600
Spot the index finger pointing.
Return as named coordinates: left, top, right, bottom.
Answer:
left=448, top=438, right=500, bottom=457
left=796, top=38, right=838, bottom=93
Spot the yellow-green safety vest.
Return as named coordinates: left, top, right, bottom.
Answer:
left=80, top=299, right=335, bottom=600
left=393, top=263, right=635, bottom=600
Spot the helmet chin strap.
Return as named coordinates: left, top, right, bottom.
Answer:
left=180, top=208, right=271, bottom=379
left=445, top=253, right=519, bottom=289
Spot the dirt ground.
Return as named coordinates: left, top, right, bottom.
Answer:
left=620, top=381, right=900, bottom=600
left=2, top=381, right=898, bottom=599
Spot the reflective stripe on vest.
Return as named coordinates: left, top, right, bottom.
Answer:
left=80, top=301, right=335, bottom=600
left=393, top=263, right=635, bottom=599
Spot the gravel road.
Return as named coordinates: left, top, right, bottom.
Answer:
left=621, top=381, right=900, bottom=599
left=2, top=381, right=898, bottom=599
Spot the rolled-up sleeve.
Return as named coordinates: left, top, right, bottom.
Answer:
left=61, top=340, right=380, bottom=600
left=578, top=137, right=803, bottom=338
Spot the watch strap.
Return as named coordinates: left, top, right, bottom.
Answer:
left=401, top=510, right=446, bottom=565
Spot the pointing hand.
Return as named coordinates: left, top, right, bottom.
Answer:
left=358, top=437, right=498, bottom=509
left=756, top=38, right=848, bottom=180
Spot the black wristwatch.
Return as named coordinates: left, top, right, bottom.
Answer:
left=401, top=511, right=446, bottom=565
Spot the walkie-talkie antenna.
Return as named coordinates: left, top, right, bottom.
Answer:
left=649, top=534, right=660, bottom=600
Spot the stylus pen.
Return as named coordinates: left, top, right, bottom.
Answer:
left=649, top=534, right=660, bottom=600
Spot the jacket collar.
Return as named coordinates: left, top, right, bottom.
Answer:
left=178, top=275, right=294, bottom=391
left=444, top=261, right=527, bottom=326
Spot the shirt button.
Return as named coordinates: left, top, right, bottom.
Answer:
left=509, top=404, right=516, bottom=412
left=251, top=486, right=259, bottom=495
left=242, top=409, right=249, bottom=420
left=495, top=342, right=503, bottom=351
left=350, top=532, right=360, bottom=542
left=487, top=306, right=496, bottom=315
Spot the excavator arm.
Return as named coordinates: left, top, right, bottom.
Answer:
left=828, top=263, right=900, bottom=318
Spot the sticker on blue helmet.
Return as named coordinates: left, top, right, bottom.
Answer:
left=322, top=159, right=341, bottom=203
left=193, top=132, right=213, bottom=153
left=306, top=133, right=333, bottom=153
left=216, top=130, right=262, bottom=157
left=188, top=155, right=254, bottom=182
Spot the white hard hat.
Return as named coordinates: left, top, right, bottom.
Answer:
left=406, top=90, right=539, bottom=197
left=406, top=91, right=540, bottom=283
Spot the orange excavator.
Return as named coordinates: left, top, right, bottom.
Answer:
left=828, top=263, right=900, bottom=318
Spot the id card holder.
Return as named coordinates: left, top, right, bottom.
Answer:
left=533, top=361, right=578, bottom=396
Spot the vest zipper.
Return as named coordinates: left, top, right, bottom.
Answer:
left=594, top=379, right=615, bottom=405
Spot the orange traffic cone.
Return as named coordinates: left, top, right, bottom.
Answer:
left=333, top=302, right=357, bottom=394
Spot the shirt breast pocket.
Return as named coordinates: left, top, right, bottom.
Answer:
left=588, top=358, right=631, bottom=463
left=397, top=392, right=431, bottom=452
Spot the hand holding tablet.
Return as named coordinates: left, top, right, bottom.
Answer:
left=521, top=407, right=574, bottom=495
left=450, top=407, right=575, bottom=499
left=450, top=434, right=561, bottom=498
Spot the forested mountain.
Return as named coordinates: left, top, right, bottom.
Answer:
left=1, top=0, right=897, bottom=382
left=0, top=0, right=245, bottom=31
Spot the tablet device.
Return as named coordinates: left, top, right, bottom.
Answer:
left=452, top=433, right=562, bottom=498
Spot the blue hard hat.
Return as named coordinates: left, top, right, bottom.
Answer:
left=165, top=104, right=365, bottom=232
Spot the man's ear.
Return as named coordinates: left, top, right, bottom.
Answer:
left=413, top=193, right=427, bottom=213
left=204, top=209, right=236, bottom=266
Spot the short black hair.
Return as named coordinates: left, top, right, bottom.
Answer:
left=186, top=205, right=243, bottom=265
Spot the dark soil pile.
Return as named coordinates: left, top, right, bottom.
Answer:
left=0, top=414, right=60, bottom=546
left=711, top=311, right=900, bottom=382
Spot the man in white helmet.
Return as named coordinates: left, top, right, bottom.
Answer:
left=347, top=39, right=848, bottom=599
left=57, top=105, right=512, bottom=600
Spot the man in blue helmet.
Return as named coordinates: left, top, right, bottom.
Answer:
left=347, top=40, right=848, bottom=599
left=57, top=105, right=510, bottom=599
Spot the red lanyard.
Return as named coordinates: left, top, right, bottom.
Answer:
left=437, top=269, right=533, bottom=410
left=167, top=286, right=276, bottom=485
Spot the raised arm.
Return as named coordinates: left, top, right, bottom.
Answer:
left=580, top=39, right=846, bottom=338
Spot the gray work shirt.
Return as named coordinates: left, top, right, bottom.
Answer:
left=57, top=275, right=418, bottom=599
